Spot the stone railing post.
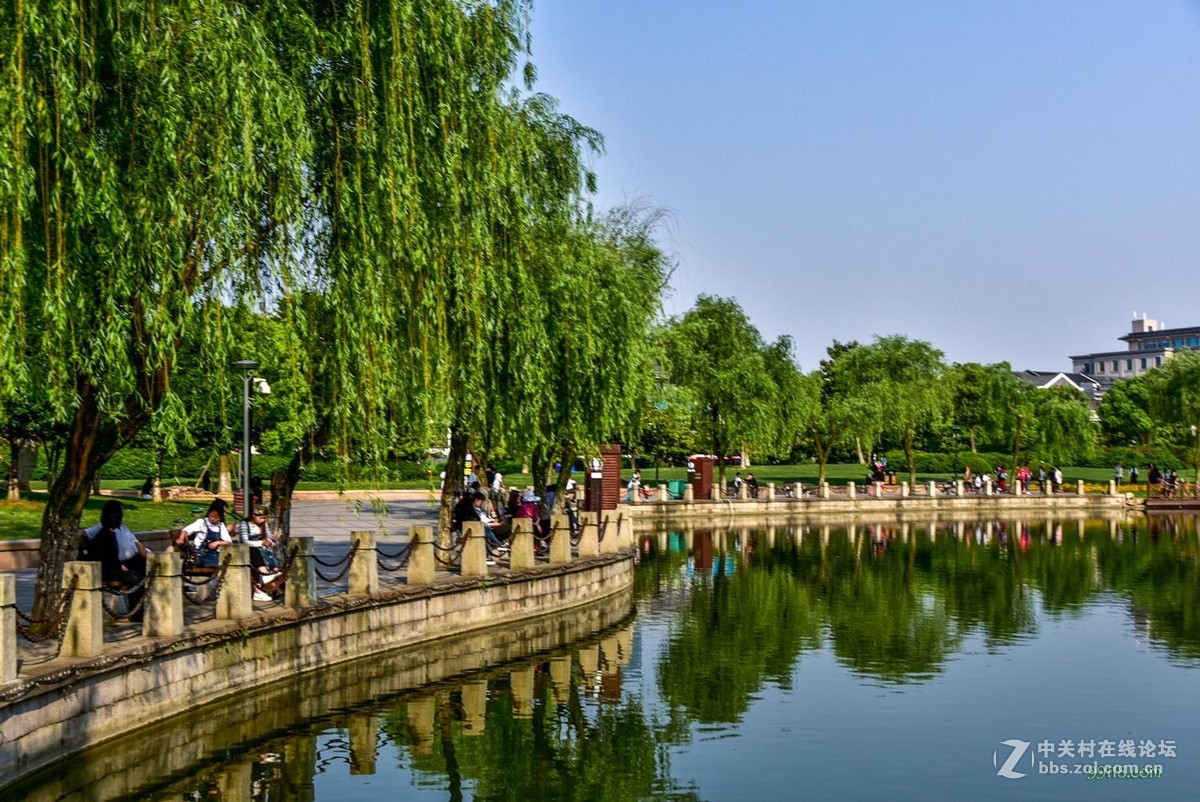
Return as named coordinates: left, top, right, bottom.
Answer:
left=144, top=551, right=183, bottom=639
left=710, top=486, right=720, bottom=501
left=510, top=518, right=535, bottom=570
left=766, top=483, right=775, bottom=501
left=577, top=511, right=599, bottom=558
left=62, top=561, right=103, bottom=659
left=619, top=515, right=635, bottom=550
left=1077, top=479, right=1085, bottom=495
left=737, top=483, right=748, bottom=500
left=927, top=481, right=937, bottom=498
left=901, top=482, right=910, bottom=498
left=0, top=574, right=15, bottom=682
left=407, top=526, right=436, bottom=585
left=599, top=511, right=619, bottom=554
left=660, top=484, right=670, bottom=502
left=984, top=478, right=993, bottom=496
left=683, top=485, right=694, bottom=502
left=1108, top=480, right=1117, bottom=495
left=460, top=521, right=488, bottom=578
left=349, top=531, right=379, bottom=597
left=550, top=514, right=573, bottom=565
left=217, top=544, right=252, bottom=620
left=847, top=481, right=857, bottom=499
left=792, top=482, right=803, bottom=499
left=286, top=537, right=317, bottom=607
left=819, top=482, right=830, bottom=499
left=955, top=480, right=964, bottom=497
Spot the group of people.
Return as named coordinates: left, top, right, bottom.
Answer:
left=79, top=497, right=284, bottom=617
left=731, top=471, right=760, bottom=498
left=451, top=476, right=580, bottom=562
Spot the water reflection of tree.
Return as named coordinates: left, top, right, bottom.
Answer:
left=656, top=542, right=823, bottom=724
left=381, top=668, right=694, bottom=801
left=1094, top=520, right=1200, bottom=663
left=647, top=519, right=1200, bottom=724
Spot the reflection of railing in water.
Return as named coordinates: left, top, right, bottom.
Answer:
left=2, top=590, right=637, bottom=801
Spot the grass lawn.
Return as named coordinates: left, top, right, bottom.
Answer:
left=0, top=493, right=204, bottom=541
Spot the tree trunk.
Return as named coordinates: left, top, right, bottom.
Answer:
left=438, top=426, right=469, bottom=544
left=1011, top=413, right=1024, bottom=482
left=32, top=383, right=134, bottom=621
left=969, top=428, right=978, bottom=453
left=550, top=442, right=577, bottom=515
left=217, top=453, right=233, bottom=498
left=904, top=430, right=917, bottom=486
left=6, top=439, right=19, bottom=502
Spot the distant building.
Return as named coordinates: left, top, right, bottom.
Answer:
left=1069, top=313, right=1200, bottom=392
left=1012, top=370, right=1103, bottom=406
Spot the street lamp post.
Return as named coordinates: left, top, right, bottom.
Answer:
left=234, top=360, right=260, bottom=520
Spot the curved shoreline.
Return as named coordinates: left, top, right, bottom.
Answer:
left=0, top=550, right=636, bottom=792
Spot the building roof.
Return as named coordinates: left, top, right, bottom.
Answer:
left=1068, top=349, right=1168, bottom=360
left=1120, top=324, right=1200, bottom=343
left=1013, top=370, right=1102, bottom=393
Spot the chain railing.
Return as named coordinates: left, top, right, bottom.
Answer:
left=183, top=553, right=232, bottom=606
left=15, top=574, right=79, bottom=649
left=315, top=540, right=359, bottom=584
left=101, top=568, right=156, bottom=622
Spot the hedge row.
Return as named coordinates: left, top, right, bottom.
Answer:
left=32, top=448, right=437, bottom=483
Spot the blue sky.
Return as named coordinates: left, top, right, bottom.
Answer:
left=529, top=1, right=1200, bottom=372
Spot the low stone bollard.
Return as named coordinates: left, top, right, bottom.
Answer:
left=510, top=518, right=536, bottom=570
left=684, top=485, right=695, bottom=502
left=62, top=561, right=103, bottom=659
left=766, top=483, right=775, bottom=501
left=550, top=514, right=573, bottom=565
left=217, top=544, right=252, bottom=620
left=847, top=481, right=857, bottom=499
left=955, top=480, right=964, bottom=497
left=984, top=478, right=993, bottom=497
left=599, top=511, right=619, bottom=555
left=286, top=537, right=318, bottom=607
left=460, top=521, right=488, bottom=578
left=577, top=512, right=599, bottom=558
left=144, top=551, right=183, bottom=638
left=1077, top=479, right=1084, bottom=495
left=0, top=574, right=15, bottom=683
left=406, top=526, right=436, bottom=585
left=793, top=482, right=803, bottom=499
left=710, top=486, right=721, bottom=502
left=925, top=480, right=936, bottom=498
left=660, top=484, right=670, bottom=502
left=820, top=482, right=830, bottom=500
left=901, top=482, right=910, bottom=498
left=349, top=531, right=379, bottom=597
left=737, top=483, right=748, bottom=500
left=1108, top=480, right=1117, bottom=496
left=619, top=515, right=635, bottom=550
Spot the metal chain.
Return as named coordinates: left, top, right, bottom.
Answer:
left=183, top=553, right=232, bottom=605
left=15, top=575, right=78, bottom=643
left=103, top=567, right=156, bottom=621
left=433, top=540, right=464, bottom=567
left=377, top=540, right=412, bottom=572
left=311, top=546, right=354, bottom=568
left=315, top=541, right=359, bottom=584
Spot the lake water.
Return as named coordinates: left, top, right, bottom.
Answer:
left=11, top=515, right=1200, bottom=800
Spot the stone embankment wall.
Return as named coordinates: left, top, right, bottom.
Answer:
left=0, top=550, right=635, bottom=790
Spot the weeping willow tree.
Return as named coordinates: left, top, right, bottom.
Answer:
left=1, top=0, right=313, bottom=619
left=529, top=206, right=672, bottom=510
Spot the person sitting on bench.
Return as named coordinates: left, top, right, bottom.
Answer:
left=181, top=499, right=233, bottom=568
left=81, top=499, right=149, bottom=621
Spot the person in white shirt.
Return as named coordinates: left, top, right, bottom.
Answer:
left=237, top=506, right=280, bottom=600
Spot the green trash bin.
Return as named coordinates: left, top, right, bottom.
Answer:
left=668, top=480, right=687, bottom=500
